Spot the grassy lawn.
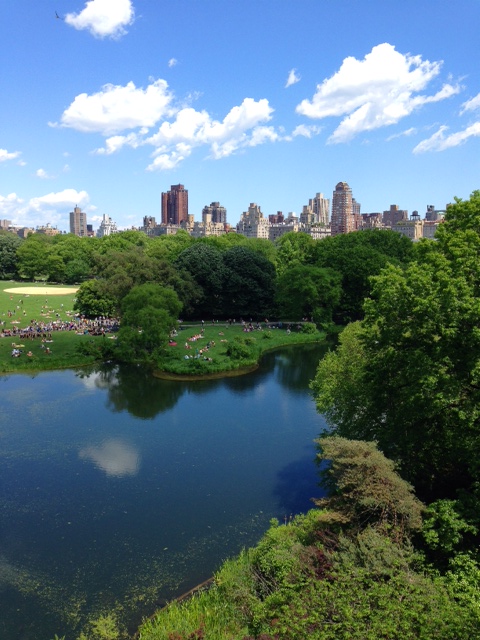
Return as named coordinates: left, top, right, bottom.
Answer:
left=0, top=281, right=105, bottom=373
left=0, top=281, right=326, bottom=376
left=157, top=320, right=324, bottom=378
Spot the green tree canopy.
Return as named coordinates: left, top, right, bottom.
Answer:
left=117, top=284, right=182, bottom=361
left=175, top=242, right=225, bottom=317
left=74, top=280, right=117, bottom=318
left=0, top=231, right=22, bottom=278
left=222, top=245, right=276, bottom=319
left=276, top=265, right=341, bottom=324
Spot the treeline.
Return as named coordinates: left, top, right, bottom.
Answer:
left=0, top=227, right=413, bottom=324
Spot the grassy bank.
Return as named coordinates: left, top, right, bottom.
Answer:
left=156, top=321, right=324, bottom=378
left=1, top=281, right=326, bottom=376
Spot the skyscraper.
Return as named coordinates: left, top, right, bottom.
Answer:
left=69, top=205, right=87, bottom=236
left=161, top=184, right=188, bottom=225
left=202, top=202, right=227, bottom=224
left=331, top=182, right=354, bottom=236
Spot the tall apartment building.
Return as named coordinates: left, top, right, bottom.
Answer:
left=331, top=182, right=354, bottom=236
left=96, top=214, right=118, bottom=238
left=236, top=203, right=270, bottom=239
left=202, top=201, right=227, bottom=224
left=383, top=204, right=408, bottom=227
left=161, top=184, right=188, bottom=225
left=69, top=206, right=87, bottom=236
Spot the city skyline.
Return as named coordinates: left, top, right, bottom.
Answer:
left=1, top=1, right=479, bottom=231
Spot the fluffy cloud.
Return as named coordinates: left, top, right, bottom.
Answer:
left=65, top=0, right=134, bottom=39
left=413, top=123, right=480, bottom=153
left=296, top=43, right=459, bottom=143
left=0, top=189, right=90, bottom=228
left=285, top=68, right=301, bottom=88
left=55, top=79, right=172, bottom=135
left=168, top=58, right=178, bottom=68
left=0, top=193, right=24, bottom=219
left=56, top=75, right=286, bottom=169
left=94, top=96, right=276, bottom=167
left=0, top=148, right=21, bottom=162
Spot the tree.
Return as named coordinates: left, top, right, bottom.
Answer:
left=222, top=246, right=276, bottom=318
left=117, top=284, right=182, bottom=361
left=316, top=436, right=424, bottom=541
left=74, top=280, right=117, bottom=318
left=16, top=234, right=52, bottom=280
left=276, top=265, right=341, bottom=324
left=0, top=231, right=22, bottom=278
left=175, top=242, right=225, bottom=317
left=275, top=231, right=315, bottom=276
left=311, top=202, right=480, bottom=505
left=308, top=229, right=413, bottom=323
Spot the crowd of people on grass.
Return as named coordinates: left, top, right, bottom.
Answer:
left=1, top=316, right=119, bottom=341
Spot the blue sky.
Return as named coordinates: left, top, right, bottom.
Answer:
left=1, top=0, right=479, bottom=231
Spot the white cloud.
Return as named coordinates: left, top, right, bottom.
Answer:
left=65, top=0, right=134, bottom=39
left=386, top=127, right=417, bottom=141
left=0, top=188, right=90, bottom=228
left=54, top=78, right=172, bottom=135
left=291, top=124, right=322, bottom=138
left=461, top=93, right=480, bottom=113
left=56, top=76, right=280, bottom=169
left=29, top=188, right=89, bottom=211
left=168, top=58, right=178, bottom=68
left=0, top=193, right=24, bottom=219
left=102, top=97, right=277, bottom=169
left=0, top=148, right=21, bottom=162
left=94, top=132, right=142, bottom=155
left=296, top=43, right=459, bottom=143
left=35, top=168, right=54, bottom=179
left=285, top=68, right=301, bottom=88
left=413, top=122, right=480, bottom=153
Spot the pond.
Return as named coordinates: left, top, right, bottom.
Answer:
left=0, top=343, right=329, bottom=639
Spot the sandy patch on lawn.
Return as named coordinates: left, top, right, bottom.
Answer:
left=4, top=287, right=79, bottom=295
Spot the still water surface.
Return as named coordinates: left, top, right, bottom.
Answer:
left=0, top=344, right=328, bottom=639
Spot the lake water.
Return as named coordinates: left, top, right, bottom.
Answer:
left=0, top=344, right=328, bottom=639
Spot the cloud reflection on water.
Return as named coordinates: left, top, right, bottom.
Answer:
left=79, top=438, right=140, bottom=477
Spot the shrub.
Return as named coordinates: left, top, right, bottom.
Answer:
left=300, top=322, right=317, bottom=334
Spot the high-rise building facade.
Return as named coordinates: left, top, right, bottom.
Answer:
left=161, top=184, right=188, bottom=225
left=202, top=201, right=227, bottom=224
left=331, top=182, right=354, bottom=236
left=383, top=204, right=408, bottom=227
left=236, top=203, right=269, bottom=239
left=312, top=193, right=330, bottom=225
left=69, top=206, right=87, bottom=236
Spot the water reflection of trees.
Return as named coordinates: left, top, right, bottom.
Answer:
left=77, top=365, right=185, bottom=418
left=273, top=454, right=325, bottom=516
left=274, top=343, right=331, bottom=394
left=73, top=341, right=333, bottom=418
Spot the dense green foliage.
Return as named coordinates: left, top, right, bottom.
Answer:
left=138, top=438, right=480, bottom=640
left=116, top=284, right=182, bottom=362
left=3, top=226, right=412, bottom=326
